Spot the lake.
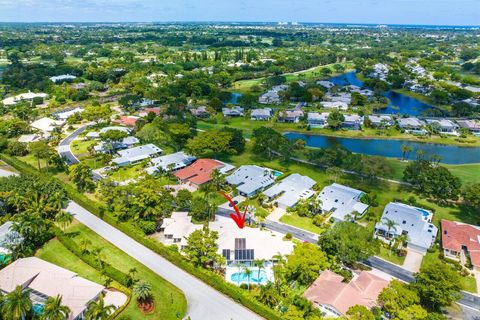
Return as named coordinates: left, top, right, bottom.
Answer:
left=285, top=132, right=480, bottom=164
left=329, top=71, right=437, bottom=116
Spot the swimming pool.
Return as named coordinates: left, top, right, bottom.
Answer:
left=33, top=303, right=44, bottom=315
left=231, top=270, right=269, bottom=284
left=417, top=208, right=431, bottom=217
left=273, top=170, right=283, bottom=178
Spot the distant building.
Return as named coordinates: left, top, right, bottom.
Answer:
left=317, top=80, right=335, bottom=89
left=441, top=220, right=480, bottom=271
left=304, top=270, right=389, bottom=317
left=2, top=91, right=48, bottom=106
left=317, top=183, right=369, bottom=222
left=250, top=108, right=273, bottom=121
left=263, top=173, right=316, bottom=209
left=368, top=115, right=394, bottom=127
left=457, top=120, right=480, bottom=135
left=138, top=107, right=161, bottom=117
left=222, top=106, right=244, bottom=117
left=113, top=116, right=140, bottom=127
left=49, top=74, right=77, bottom=83
left=31, top=117, right=65, bottom=133
left=320, top=101, right=349, bottom=110
left=174, top=159, right=225, bottom=187
left=145, top=152, right=196, bottom=175
left=53, top=107, right=84, bottom=120
left=397, top=117, right=427, bottom=134
left=307, top=112, right=329, bottom=128
left=112, top=144, right=162, bottom=167
left=375, top=202, right=438, bottom=252
left=190, top=106, right=210, bottom=118
left=226, top=165, right=275, bottom=197
left=94, top=136, right=140, bottom=153
left=0, top=221, right=22, bottom=255
left=258, top=91, right=281, bottom=104
left=278, top=110, right=304, bottom=123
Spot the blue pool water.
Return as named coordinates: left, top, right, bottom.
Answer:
left=33, top=303, right=44, bottom=315
left=229, top=92, right=242, bottom=104
left=231, top=270, right=268, bottom=284
left=328, top=72, right=438, bottom=116
left=417, top=208, right=431, bottom=217
left=285, top=132, right=480, bottom=164
left=273, top=170, right=283, bottom=177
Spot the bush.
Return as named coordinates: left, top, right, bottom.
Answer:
left=285, top=233, right=293, bottom=240
left=137, top=220, right=157, bottom=235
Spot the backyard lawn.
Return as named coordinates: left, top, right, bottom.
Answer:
left=60, top=221, right=187, bottom=319
left=279, top=213, right=324, bottom=234
left=105, top=164, right=146, bottom=182
left=71, top=139, right=97, bottom=158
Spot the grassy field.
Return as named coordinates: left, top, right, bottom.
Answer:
left=377, top=246, right=406, bottom=266
left=105, top=164, right=146, bottom=182
left=279, top=213, right=324, bottom=234
left=57, top=221, right=187, bottom=319
left=71, top=139, right=97, bottom=157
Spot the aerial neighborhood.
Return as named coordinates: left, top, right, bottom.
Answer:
left=0, top=17, right=479, bottom=320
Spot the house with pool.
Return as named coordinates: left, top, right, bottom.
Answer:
left=0, top=257, right=126, bottom=320
left=263, top=173, right=316, bottom=209
left=426, top=119, right=459, bottom=136
left=375, top=202, right=438, bottom=253
left=397, top=117, right=427, bottom=135
left=0, top=221, right=22, bottom=265
left=307, top=112, right=329, bottom=128
left=317, top=183, right=369, bottom=222
left=226, top=165, right=276, bottom=197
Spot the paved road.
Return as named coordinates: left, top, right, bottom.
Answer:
left=67, top=201, right=263, bottom=320
left=58, top=125, right=103, bottom=181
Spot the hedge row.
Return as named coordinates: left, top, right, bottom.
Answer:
left=1, top=154, right=282, bottom=320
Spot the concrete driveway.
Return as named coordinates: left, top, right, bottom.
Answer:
left=403, top=249, right=425, bottom=272
left=66, top=201, right=263, bottom=320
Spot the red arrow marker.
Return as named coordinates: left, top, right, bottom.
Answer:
left=221, top=192, right=246, bottom=229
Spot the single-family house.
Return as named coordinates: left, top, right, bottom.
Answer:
left=174, top=159, right=225, bottom=187
left=320, top=101, right=349, bottom=110
left=317, top=80, right=335, bottom=89
left=222, top=106, right=244, bottom=117
left=397, top=117, right=427, bottom=134
left=113, top=116, right=140, bottom=127
left=426, top=119, right=459, bottom=135
left=0, top=257, right=124, bottom=320
left=0, top=221, right=22, bottom=256
left=250, top=108, right=273, bottom=120
left=263, top=173, right=316, bottom=209
left=368, top=115, right=394, bottom=127
left=226, top=165, right=275, bottom=197
left=457, top=120, right=480, bottom=135
left=190, top=106, right=210, bottom=118
left=86, top=126, right=131, bottom=140
left=341, top=114, right=363, bottom=130
left=145, top=152, right=196, bottom=175
left=307, top=112, right=329, bottom=128
left=304, top=270, right=389, bottom=318
left=112, top=144, right=162, bottom=167
left=325, top=92, right=352, bottom=105
left=138, top=107, right=161, bottom=117
left=278, top=110, right=304, bottom=123
left=441, top=220, right=480, bottom=271
left=49, top=74, right=77, bottom=83
left=31, top=117, right=65, bottom=133
left=375, top=202, right=438, bottom=252
left=94, top=136, right=140, bottom=153
left=2, top=91, right=48, bottom=106
left=258, top=91, right=281, bottom=104
left=17, top=133, right=45, bottom=143
left=317, top=183, right=369, bottom=222
left=53, top=107, right=84, bottom=120
left=160, top=212, right=203, bottom=250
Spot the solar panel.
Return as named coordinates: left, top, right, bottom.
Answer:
left=222, top=249, right=230, bottom=261
left=234, top=249, right=254, bottom=261
left=234, top=238, right=246, bottom=250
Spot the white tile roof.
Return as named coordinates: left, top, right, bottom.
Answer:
left=161, top=212, right=203, bottom=247
left=317, top=183, right=368, bottom=222
left=113, top=144, right=162, bottom=164
left=145, top=152, right=196, bottom=175
left=226, top=165, right=275, bottom=196
left=31, top=117, right=65, bottom=132
left=263, top=173, right=316, bottom=208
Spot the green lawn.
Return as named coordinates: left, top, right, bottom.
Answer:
left=237, top=198, right=270, bottom=218
left=279, top=213, right=324, bottom=234
left=105, top=164, right=146, bottom=182
left=377, top=246, right=406, bottom=266
left=71, top=140, right=97, bottom=157
left=63, top=222, right=187, bottom=319
left=421, top=246, right=477, bottom=294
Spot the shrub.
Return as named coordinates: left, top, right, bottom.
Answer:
left=137, top=220, right=157, bottom=235
left=285, top=233, right=293, bottom=240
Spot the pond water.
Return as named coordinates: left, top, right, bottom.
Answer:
left=229, top=92, right=242, bottom=104
left=285, top=132, right=480, bottom=164
left=328, top=71, right=437, bottom=116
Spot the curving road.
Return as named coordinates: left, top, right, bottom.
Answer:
left=58, top=125, right=103, bottom=181
left=66, top=201, right=263, bottom=320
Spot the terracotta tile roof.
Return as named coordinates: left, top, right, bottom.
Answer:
left=114, top=116, right=139, bottom=127
left=174, top=159, right=224, bottom=185
left=303, top=270, right=389, bottom=315
left=441, top=219, right=480, bottom=268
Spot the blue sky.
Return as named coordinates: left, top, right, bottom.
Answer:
left=0, top=0, right=479, bottom=26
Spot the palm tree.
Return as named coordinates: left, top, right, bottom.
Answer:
left=55, top=211, right=73, bottom=231
left=133, top=281, right=153, bottom=303
left=257, top=282, right=279, bottom=308
left=382, top=218, right=397, bottom=241
left=243, top=267, right=253, bottom=290
left=1, top=285, right=32, bottom=320
left=253, top=259, right=265, bottom=282
left=400, top=144, right=412, bottom=161
left=41, top=295, right=70, bottom=320
left=234, top=263, right=242, bottom=286
left=84, top=296, right=115, bottom=320
left=79, top=239, right=92, bottom=254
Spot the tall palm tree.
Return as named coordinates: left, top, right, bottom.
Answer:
left=1, top=285, right=32, bottom=320
left=400, top=144, right=412, bottom=161
left=84, top=296, right=115, bottom=320
left=41, top=295, right=70, bottom=320
left=253, top=259, right=265, bottom=282
left=133, top=281, right=153, bottom=303
left=55, top=211, right=73, bottom=232
left=235, top=263, right=242, bottom=286
left=243, top=267, right=253, bottom=290
left=382, top=218, right=397, bottom=240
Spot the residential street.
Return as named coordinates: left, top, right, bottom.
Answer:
left=66, top=201, right=263, bottom=320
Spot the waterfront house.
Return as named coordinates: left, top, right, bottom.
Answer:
left=226, top=165, right=275, bottom=197
left=317, top=80, right=335, bottom=89
left=263, top=173, right=316, bottom=209
left=397, top=117, right=427, bottom=134
left=368, top=115, right=394, bottom=127
left=304, top=270, right=389, bottom=318
left=222, top=106, right=244, bottom=117
left=441, top=220, right=480, bottom=271
left=317, top=183, right=369, bottom=222
left=457, top=120, right=480, bottom=135
left=426, top=119, right=459, bottom=135
left=375, top=202, right=438, bottom=253
left=320, top=101, right=349, bottom=110
left=250, top=108, right=273, bottom=120
left=278, top=110, right=304, bottom=123
left=341, top=114, right=363, bottom=130
left=307, top=112, right=329, bottom=128
left=112, top=144, right=162, bottom=167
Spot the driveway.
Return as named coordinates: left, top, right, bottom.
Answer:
left=266, top=207, right=286, bottom=222
left=66, top=201, right=263, bottom=320
left=403, top=249, right=425, bottom=273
